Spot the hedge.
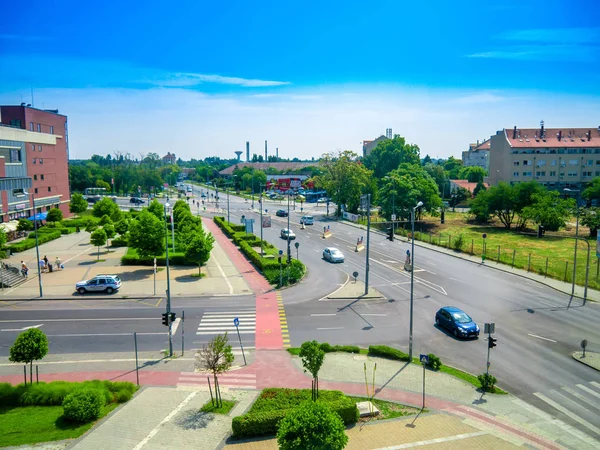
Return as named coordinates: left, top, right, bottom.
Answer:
left=110, top=235, right=128, bottom=247
left=121, top=253, right=193, bottom=266
left=368, top=345, right=411, bottom=362
left=319, top=343, right=361, bottom=354
left=63, top=217, right=98, bottom=228
left=6, top=230, right=62, bottom=252
left=0, top=380, right=138, bottom=407
left=232, top=389, right=358, bottom=438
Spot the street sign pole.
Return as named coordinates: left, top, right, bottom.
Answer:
left=419, top=354, right=429, bottom=409
left=153, top=257, right=157, bottom=296
left=363, top=194, right=371, bottom=296
left=484, top=322, right=495, bottom=375
left=233, top=318, right=247, bottom=365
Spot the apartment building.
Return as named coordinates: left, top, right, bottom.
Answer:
left=0, top=105, right=70, bottom=223
left=487, top=124, right=600, bottom=191
left=462, top=140, right=490, bottom=171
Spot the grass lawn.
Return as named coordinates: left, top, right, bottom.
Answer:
left=349, top=396, right=424, bottom=420
left=200, top=399, right=236, bottom=415
left=0, top=404, right=118, bottom=448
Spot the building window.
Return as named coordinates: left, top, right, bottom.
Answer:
left=550, top=171, right=556, bottom=177
left=41, top=174, right=44, bottom=180
left=536, top=171, right=546, bottom=177
left=567, top=171, right=578, bottom=177
left=50, top=125, right=54, bottom=134
left=537, top=160, right=546, bottom=167
left=38, top=145, right=42, bottom=151
left=31, top=144, right=35, bottom=152
left=596, top=172, right=600, bottom=176
left=523, top=171, right=532, bottom=176
left=12, top=188, right=24, bottom=196
left=9, top=150, right=21, bottom=162
left=48, top=187, right=52, bottom=192
left=32, top=158, right=36, bottom=164
left=36, top=123, right=41, bottom=132
left=583, top=171, right=593, bottom=177
left=34, top=188, right=38, bottom=194
left=513, top=172, right=519, bottom=177
left=513, top=161, right=520, bottom=166
left=30, top=122, right=34, bottom=131
left=560, top=172, right=565, bottom=178
left=10, top=119, right=21, bottom=128
left=551, top=160, right=557, bottom=166
left=523, top=160, right=532, bottom=166
left=587, top=160, right=593, bottom=166
left=569, top=159, right=578, bottom=165
left=39, top=158, right=43, bottom=164
left=567, top=149, right=579, bottom=154
left=34, top=175, right=37, bottom=181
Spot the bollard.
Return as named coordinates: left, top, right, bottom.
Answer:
left=448, top=235, right=452, bottom=248
left=497, top=246, right=501, bottom=262
left=564, top=261, right=569, bottom=281
left=512, top=250, right=516, bottom=268
left=528, top=254, right=531, bottom=272
left=471, top=239, right=474, bottom=254
left=545, top=257, right=549, bottom=277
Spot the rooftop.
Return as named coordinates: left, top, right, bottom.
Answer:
left=504, top=127, right=600, bottom=148
left=451, top=179, right=489, bottom=192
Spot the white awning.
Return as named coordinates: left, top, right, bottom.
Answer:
left=0, top=221, right=19, bottom=232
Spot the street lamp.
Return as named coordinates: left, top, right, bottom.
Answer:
left=23, top=191, right=42, bottom=298
left=164, top=201, right=173, bottom=357
left=409, top=200, right=424, bottom=360
left=564, top=188, right=581, bottom=298
left=287, top=191, right=292, bottom=263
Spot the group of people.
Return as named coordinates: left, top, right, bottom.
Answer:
left=20, top=256, right=62, bottom=277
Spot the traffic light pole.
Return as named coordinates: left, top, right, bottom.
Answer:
left=364, top=194, right=371, bottom=296
left=486, top=332, right=491, bottom=376
left=164, top=203, right=173, bottom=357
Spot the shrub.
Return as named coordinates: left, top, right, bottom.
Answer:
left=110, top=235, right=128, bottom=247
left=426, top=353, right=442, bottom=370
left=17, top=218, right=33, bottom=232
left=477, top=373, right=497, bottom=392
left=232, top=410, right=286, bottom=438
left=64, top=217, right=98, bottom=229
left=318, top=343, right=360, bottom=354
left=368, top=345, right=410, bottom=361
left=7, top=230, right=61, bottom=252
left=452, top=234, right=465, bottom=251
left=62, top=388, right=105, bottom=423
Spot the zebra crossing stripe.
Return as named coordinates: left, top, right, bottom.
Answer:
left=577, top=384, right=600, bottom=400
left=561, top=386, right=600, bottom=411
left=534, top=392, right=600, bottom=436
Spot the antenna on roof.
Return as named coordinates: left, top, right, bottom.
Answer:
left=30, top=85, right=35, bottom=108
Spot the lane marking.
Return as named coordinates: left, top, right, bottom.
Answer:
left=0, top=324, right=43, bottom=332
left=527, top=333, right=557, bottom=343
left=538, top=300, right=559, bottom=308
left=171, top=318, right=181, bottom=334
left=44, top=332, right=167, bottom=337
left=317, top=327, right=344, bottom=330
left=360, top=314, right=387, bottom=317
left=562, top=386, right=600, bottom=411
left=311, top=313, right=336, bottom=316
left=534, top=392, right=600, bottom=436
left=0, top=318, right=157, bottom=323
left=212, top=249, right=233, bottom=295
left=197, top=330, right=254, bottom=335
left=449, top=277, right=465, bottom=283
left=577, top=384, right=600, bottom=400
left=133, top=392, right=197, bottom=450
left=368, top=257, right=447, bottom=295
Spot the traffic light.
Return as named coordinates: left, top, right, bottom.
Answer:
left=161, top=312, right=169, bottom=326
left=169, top=312, right=176, bottom=322
left=441, top=210, right=445, bottom=224
left=387, top=227, right=394, bottom=241
left=488, top=337, right=497, bottom=349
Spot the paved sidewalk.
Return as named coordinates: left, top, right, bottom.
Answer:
left=0, top=226, right=251, bottom=300
left=572, top=351, right=600, bottom=371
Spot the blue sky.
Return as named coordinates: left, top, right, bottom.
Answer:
left=1, top=0, right=598, bottom=160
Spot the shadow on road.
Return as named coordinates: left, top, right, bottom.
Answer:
left=375, top=360, right=411, bottom=394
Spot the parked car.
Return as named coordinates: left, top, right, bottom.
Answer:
left=276, top=209, right=288, bottom=217
left=76, top=275, right=122, bottom=295
left=130, top=197, right=145, bottom=205
left=323, top=247, right=344, bottom=263
left=435, top=306, right=480, bottom=339
left=300, top=216, right=314, bottom=225
left=280, top=228, right=296, bottom=240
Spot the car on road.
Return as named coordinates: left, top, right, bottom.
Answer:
left=155, top=192, right=164, bottom=198
left=280, top=228, right=296, bottom=240
left=300, top=216, right=314, bottom=225
left=323, top=247, right=344, bottom=263
left=76, top=275, right=122, bottom=295
left=276, top=209, right=288, bottom=217
left=130, top=197, right=145, bottom=205
left=317, top=197, right=329, bottom=203
left=435, top=306, right=480, bottom=339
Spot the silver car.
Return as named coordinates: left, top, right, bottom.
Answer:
left=280, top=228, right=296, bottom=240
left=323, top=247, right=344, bottom=263
left=76, top=275, right=121, bottom=295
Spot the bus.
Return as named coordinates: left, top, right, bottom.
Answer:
left=304, top=190, right=328, bottom=203
left=84, top=187, right=108, bottom=196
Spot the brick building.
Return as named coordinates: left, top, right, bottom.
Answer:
left=0, top=105, right=70, bottom=225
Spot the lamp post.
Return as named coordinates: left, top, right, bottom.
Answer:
left=564, top=188, right=581, bottom=298
left=251, top=174, right=255, bottom=209
left=287, top=191, right=291, bottom=263
left=164, top=201, right=173, bottom=357
left=24, top=191, right=43, bottom=298
left=409, top=200, right=424, bottom=360
left=227, top=182, right=231, bottom=223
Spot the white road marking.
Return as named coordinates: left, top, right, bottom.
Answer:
left=527, top=333, right=557, bottom=343
left=534, top=392, right=600, bottom=436
left=212, top=249, right=233, bottom=295
left=368, top=258, right=447, bottom=295
left=46, top=332, right=166, bottom=337
left=0, top=318, right=157, bottom=323
left=0, top=324, right=43, bottom=332
left=449, top=277, right=465, bottom=283
left=317, top=327, right=344, bottom=330
left=196, top=330, right=254, bottom=335
left=133, top=392, right=197, bottom=450
left=372, top=431, right=487, bottom=449
left=577, top=384, right=600, bottom=400
left=361, top=314, right=387, bottom=316
left=562, top=386, right=600, bottom=410
left=171, top=318, right=181, bottom=334
left=538, top=300, right=558, bottom=308
left=311, top=313, right=336, bottom=316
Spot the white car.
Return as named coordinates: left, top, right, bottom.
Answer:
left=280, top=229, right=296, bottom=240
left=300, top=216, right=314, bottom=225
left=323, top=247, right=344, bottom=263
left=76, top=275, right=121, bottom=295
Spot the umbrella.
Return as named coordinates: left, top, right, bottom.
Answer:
left=28, top=212, right=48, bottom=221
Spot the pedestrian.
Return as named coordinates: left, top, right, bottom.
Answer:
left=55, top=256, right=62, bottom=271
left=21, top=261, right=28, bottom=277
left=39, top=258, right=46, bottom=272
left=43, top=255, right=49, bottom=267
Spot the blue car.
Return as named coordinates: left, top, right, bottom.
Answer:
left=435, top=306, right=480, bottom=339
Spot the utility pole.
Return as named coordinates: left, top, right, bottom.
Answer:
left=287, top=192, right=291, bottom=263
left=409, top=201, right=423, bottom=360
left=363, top=194, right=371, bottom=296
left=164, top=202, right=173, bottom=357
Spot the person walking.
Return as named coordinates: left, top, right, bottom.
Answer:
left=55, top=256, right=62, bottom=271
left=21, top=261, right=29, bottom=278
left=43, top=255, right=49, bottom=267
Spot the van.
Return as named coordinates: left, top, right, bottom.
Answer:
left=300, top=216, right=314, bottom=225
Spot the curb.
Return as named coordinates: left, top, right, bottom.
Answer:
left=0, top=294, right=227, bottom=301
left=571, top=352, right=600, bottom=371
left=333, top=217, right=598, bottom=302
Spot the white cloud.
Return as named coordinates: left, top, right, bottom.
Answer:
left=151, top=72, right=291, bottom=88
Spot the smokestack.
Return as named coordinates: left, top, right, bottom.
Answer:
left=558, top=130, right=562, bottom=141
left=276, top=147, right=279, bottom=161
left=512, top=126, right=517, bottom=139
left=588, top=130, right=592, bottom=141
left=246, top=141, right=250, bottom=162
left=265, top=140, right=268, bottom=161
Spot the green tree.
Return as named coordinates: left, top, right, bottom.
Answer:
left=473, top=180, right=487, bottom=197
left=363, top=135, right=421, bottom=178
left=299, top=340, right=325, bottom=401
left=580, top=207, right=600, bottom=237
left=443, top=156, right=463, bottom=180
left=96, top=179, right=111, bottom=190
left=458, top=166, right=487, bottom=183
left=17, top=218, right=34, bottom=232
left=449, top=187, right=469, bottom=211
left=513, top=181, right=546, bottom=229
left=317, top=151, right=374, bottom=214
left=103, top=223, right=116, bottom=249
left=9, top=328, right=49, bottom=384
left=521, top=191, right=574, bottom=231
left=128, top=210, right=166, bottom=259
left=276, top=401, right=348, bottom=450
left=476, top=182, right=517, bottom=228
left=114, top=218, right=130, bottom=236
left=46, top=208, right=63, bottom=223
left=90, top=228, right=107, bottom=260
left=92, top=198, right=121, bottom=222
left=147, top=199, right=164, bottom=220
left=0, top=228, right=6, bottom=255
left=184, top=229, right=215, bottom=275
left=69, top=193, right=88, bottom=216
left=196, top=333, right=234, bottom=408
left=424, top=163, right=449, bottom=197
left=583, top=177, right=600, bottom=203
left=99, top=214, right=113, bottom=226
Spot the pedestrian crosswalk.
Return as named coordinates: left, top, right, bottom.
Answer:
left=196, top=309, right=256, bottom=336
left=177, top=371, right=257, bottom=390
left=532, top=381, right=600, bottom=443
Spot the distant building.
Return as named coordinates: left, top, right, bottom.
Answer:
left=162, top=152, right=176, bottom=165
left=219, top=162, right=317, bottom=176
left=362, top=135, right=390, bottom=158
left=486, top=124, right=600, bottom=191
left=449, top=179, right=489, bottom=196
left=462, top=140, right=490, bottom=171
left=0, top=105, right=70, bottom=224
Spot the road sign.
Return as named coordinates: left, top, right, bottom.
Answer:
left=262, top=215, right=272, bottom=228
left=294, top=242, right=299, bottom=249
left=484, top=323, right=495, bottom=334
left=596, top=234, right=600, bottom=258
left=581, top=339, right=588, bottom=349
left=278, top=250, right=284, bottom=255
left=482, top=233, right=487, bottom=239
left=419, top=354, right=429, bottom=364
left=290, top=179, right=301, bottom=188
left=233, top=317, right=239, bottom=327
